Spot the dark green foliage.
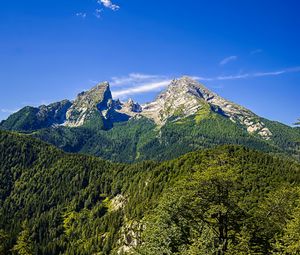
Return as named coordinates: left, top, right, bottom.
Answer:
left=1, top=104, right=299, bottom=163
left=0, top=107, right=40, bottom=131
left=28, top=113, right=300, bottom=163
left=32, top=117, right=158, bottom=162
left=0, top=100, right=71, bottom=132
left=12, top=221, right=34, bottom=255
left=136, top=149, right=300, bottom=254
left=262, top=119, right=300, bottom=160
left=1, top=130, right=300, bottom=254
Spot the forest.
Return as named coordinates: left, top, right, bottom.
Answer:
left=1, top=130, right=300, bottom=254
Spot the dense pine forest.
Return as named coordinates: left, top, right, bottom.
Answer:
left=1, top=130, right=300, bottom=254
left=2, top=112, right=298, bottom=163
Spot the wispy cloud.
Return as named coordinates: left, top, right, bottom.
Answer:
left=0, top=108, right=18, bottom=114
left=253, top=66, right=300, bottom=77
left=111, top=73, right=170, bottom=98
left=110, top=66, right=300, bottom=98
left=98, top=0, right=120, bottom=11
left=111, top=73, right=167, bottom=86
left=196, top=66, right=300, bottom=82
left=76, top=12, right=87, bottom=18
left=219, top=55, right=238, bottom=65
left=94, top=9, right=102, bottom=19
left=112, top=80, right=171, bottom=98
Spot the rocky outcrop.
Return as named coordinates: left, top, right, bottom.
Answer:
left=110, top=194, right=126, bottom=212
left=63, top=82, right=113, bottom=127
left=62, top=83, right=143, bottom=127
left=0, top=76, right=273, bottom=139
left=37, top=100, right=72, bottom=125
left=0, top=99, right=72, bottom=131
left=117, top=221, right=143, bottom=254
left=141, top=76, right=272, bottom=140
left=115, top=98, right=142, bottom=118
left=141, top=77, right=205, bottom=124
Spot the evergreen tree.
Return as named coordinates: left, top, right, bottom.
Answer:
left=0, top=229, right=9, bottom=255
left=12, top=221, right=34, bottom=255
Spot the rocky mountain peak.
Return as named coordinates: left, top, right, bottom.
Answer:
left=141, top=77, right=210, bottom=125
left=0, top=76, right=273, bottom=140
left=76, top=82, right=112, bottom=107
left=141, top=76, right=272, bottom=139
left=124, top=98, right=142, bottom=112
left=64, top=82, right=113, bottom=127
left=113, top=98, right=142, bottom=119
left=167, top=76, right=216, bottom=101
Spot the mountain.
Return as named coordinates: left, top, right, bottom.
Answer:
left=1, top=130, right=300, bottom=254
left=1, top=77, right=299, bottom=161
left=142, top=77, right=272, bottom=139
left=0, top=100, right=72, bottom=131
left=0, top=82, right=141, bottom=131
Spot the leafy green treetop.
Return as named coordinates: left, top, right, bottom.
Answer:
left=0, top=229, right=9, bottom=255
left=12, top=221, right=34, bottom=255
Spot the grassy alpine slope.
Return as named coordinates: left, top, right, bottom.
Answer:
left=1, top=78, right=299, bottom=163
left=32, top=111, right=300, bottom=162
left=1, top=130, right=300, bottom=254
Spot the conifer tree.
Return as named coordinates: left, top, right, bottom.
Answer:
left=12, top=221, right=34, bottom=255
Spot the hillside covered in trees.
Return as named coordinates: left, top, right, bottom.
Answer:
left=1, top=130, right=300, bottom=255
left=1, top=79, right=300, bottom=163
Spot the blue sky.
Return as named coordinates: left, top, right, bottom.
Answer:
left=0, top=0, right=299, bottom=125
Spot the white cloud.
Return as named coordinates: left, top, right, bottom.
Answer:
left=76, top=12, right=87, bottom=18
left=94, top=9, right=102, bottom=19
left=253, top=66, right=300, bottom=77
left=98, top=0, right=120, bottom=10
left=196, top=66, right=300, bottom=82
left=0, top=108, right=18, bottom=114
left=111, top=73, right=167, bottom=86
left=216, top=74, right=250, bottom=80
left=110, top=66, right=300, bottom=98
left=110, top=73, right=170, bottom=98
left=219, top=55, right=238, bottom=65
left=254, top=70, right=285, bottom=77
left=112, top=80, right=171, bottom=98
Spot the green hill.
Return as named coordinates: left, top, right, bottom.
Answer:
left=1, top=78, right=299, bottom=162
left=1, top=130, right=300, bottom=254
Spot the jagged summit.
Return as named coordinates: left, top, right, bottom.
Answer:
left=64, top=82, right=113, bottom=127
left=141, top=77, right=206, bottom=124
left=0, top=76, right=272, bottom=139
left=141, top=76, right=272, bottom=139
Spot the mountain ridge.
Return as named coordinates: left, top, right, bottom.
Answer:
left=0, top=77, right=273, bottom=138
left=0, top=76, right=299, bottom=162
left=1, top=129, right=300, bottom=254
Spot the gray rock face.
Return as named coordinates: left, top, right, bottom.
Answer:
left=0, top=76, right=273, bottom=140
left=141, top=77, right=205, bottom=124
left=62, top=83, right=143, bottom=127
left=0, top=99, right=72, bottom=131
left=63, top=82, right=113, bottom=127
left=114, top=98, right=142, bottom=118
left=38, top=100, right=72, bottom=125
left=141, top=76, right=272, bottom=139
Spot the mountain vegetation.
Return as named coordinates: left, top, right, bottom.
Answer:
left=1, top=130, right=300, bottom=255
left=1, top=77, right=300, bottom=254
left=1, top=78, right=300, bottom=162
left=27, top=113, right=297, bottom=163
